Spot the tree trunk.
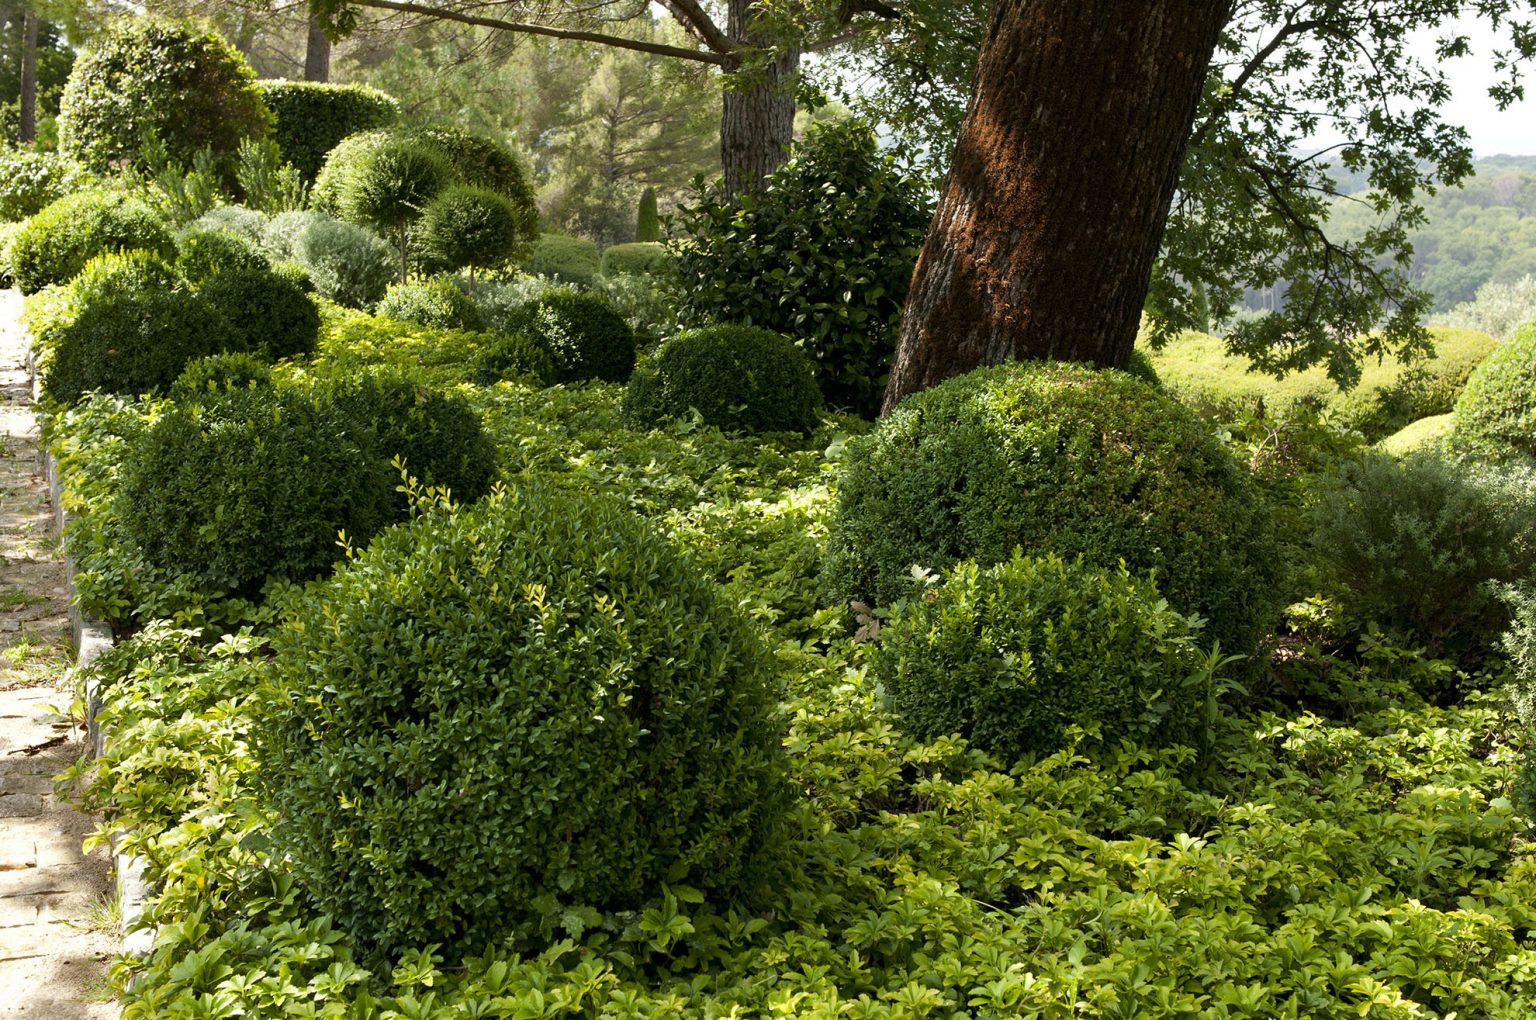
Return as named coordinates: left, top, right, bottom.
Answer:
left=18, top=6, right=36, bottom=145
left=305, top=11, right=332, bottom=82
left=881, top=0, right=1233, bottom=414
left=720, top=0, right=797, bottom=196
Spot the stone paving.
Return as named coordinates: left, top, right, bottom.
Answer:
left=0, top=289, right=117, bottom=1019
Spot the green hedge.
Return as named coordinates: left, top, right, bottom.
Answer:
left=254, top=80, right=398, bottom=183
left=600, top=241, right=670, bottom=277
left=0, top=150, right=91, bottom=222
left=1451, top=320, right=1536, bottom=461
left=526, top=232, right=600, bottom=285
left=10, top=190, right=175, bottom=294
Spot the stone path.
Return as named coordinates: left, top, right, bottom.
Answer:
left=0, top=289, right=117, bottom=1019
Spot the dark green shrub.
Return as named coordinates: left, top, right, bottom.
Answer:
left=470, top=332, right=556, bottom=387
left=58, top=19, right=271, bottom=172
left=417, top=186, right=532, bottom=275
left=502, top=289, right=635, bottom=383
left=375, top=278, right=486, bottom=332
left=821, top=361, right=1282, bottom=657
left=310, top=132, right=388, bottom=215
left=254, top=80, right=399, bottom=183
left=175, top=227, right=267, bottom=284
left=1450, top=321, right=1536, bottom=461
left=623, top=324, right=822, bottom=433
left=335, top=137, right=452, bottom=275
left=254, top=481, right=789, bottom=956
left=0, top=150, right=91, bottom=221
left=600, top=241, right=670, bottom=277
left=526, top=232, right=600, bottom=285
left=1125, top=348, right=1161, bottom=386
left=1312, top=451, right=1536, bottom=657
left=636, top=185, right=660, bottom=243
left=412, top=127, right=536, bottom=207
left=294, top=216, right=396, bottom=309
left=116, top=387, right=394, bottom=596
left=10, top=190, right=175, bottom=294
left=875, top=553, right=1219, bottom=763
left=197, top=266, right=321, bottom=361
left=673, top=119, right=930, bottom=417
left=170, top=351, right=275, bottom=401
left=314, top=371, right=498, bottom=507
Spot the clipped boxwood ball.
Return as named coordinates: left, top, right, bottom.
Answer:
left=1450, top=321, right=1536, bottom=462
left=471, top=331, right=556, bottom=388
left=505, top=289, right=635, bottom=384
left=526, top=232, right=599, bottom=285
left=875, top=553, right=1218, bottom=764
left=255, top=80, right=399, bottom=183
left=375, top=278, right=486, bottom=333
left=170, top=352, right=275, bottom=402
left=821, top=361, right=1282, bottom=657
left=10, top=190, right=175, bottom=294
left=315, top=371, right=498, bottom=507
left=255, top=482, right=790, bottom=957
left=197, top=266, right=321, bottom=362
left=116, top=388, right=395, bottom=596
left=623, top=324, right=822, bottom=433
left=417, top=186, right=530, bottom=275
left=175, top=227, right=268, bottom=285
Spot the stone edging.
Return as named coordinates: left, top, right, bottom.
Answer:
left=28, top=345, right=155, bottom=959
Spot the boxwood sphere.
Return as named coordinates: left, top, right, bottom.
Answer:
left=875, top=553, right=1217, bottom=764
left=10, top=190, right=175, bottom=294
left=623, top=324, right=822, bottom=434
left=175, top=227, right=268, bottom=285
left=417, top=186, right=529, bottom=274
left=255, top=482, right=789, bottom=957
left=197, top=266, right=321, bottom=361
left=505, top=289, right=636, bottom=383
left=375, top=278, right=487, bottom=333
left=821, top=361, right=1282, bottom=657
left=1450, top=321, right=1536, bottom=462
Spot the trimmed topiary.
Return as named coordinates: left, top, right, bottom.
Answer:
left=116, top=387, right=395, bottom=596
left=600, top=241, right=670, bottom=277
left=500, top=289, right=635, bottom=384
left=526, top=232, right=600, bottom=285
left=170, top=351, right=275, bottom=401
left=254, top=80, right=399, bottom=183
left=622, top=324, right=822, bottom=433
left=294, top=216, right=396, bottom=309
left=375, top=278, right=486, bottom=332
left=197, top=265, right=321, bottom=361
left=470, top=332, right=556, bottom=388
left=636, top=186, right=660, bottom=243
left=821, top=361, right=1282, bottom=657
left=874, top=553, right=1220, bottom=764
left=1450, top=321, right=1536, bottom=462
left=10, top=190, right=175, bottom=294
left=417, top=186, right=531, bottom=275
left=0, top=150, right=92, bottom=222
left=310, top=131, right=389, bottom=215
left=58, top=19, right=271, bottom=173
left=1328, top=326, right=1498, bottom=441
left=412, top=127, right=536, bottom=211
left=254, top=481, right=789, bottom=957
left=175, top=227, right=268, bottom=285
left=334, top=136, right=452, bottom=276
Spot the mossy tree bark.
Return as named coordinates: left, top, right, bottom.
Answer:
left=881, top=0, right=1233, bottom=414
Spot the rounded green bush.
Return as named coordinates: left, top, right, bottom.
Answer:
left=254, top=80, right=399, bottom=183
left=622, top=324, right=822, bottom=433
left=315, top=371, right=498, bottom=507
left=412, top=126, right=536, bottom=211
left=821, top=361, right=1282, bottom=657
left=193, top=205, right=268, bottom=242
left=59, top=19, right=271, bottom=172
left=170, top=352, right=275, bottom=401
left=335, top=136, right=452, bottom=236
left=503, top=289, right=635, bottom=384
left=29, top=248, right=180, bottom=356
left=10, top=190, right=175, bottom=294
left=600, top=241, right=671, bottom=277
left=0, top=150, right=92, bottom=222
left=470, top=332, right=556, bottom=387
left=875, top=553, right=1218, bottom=763
left=197, top=266, right=321, bottom=361
left=1329, top=326, right=1498, bottom=441
left=294, top=216, right=396, bottom=309
left=1450, top=322, right=1536, bottom=461
left=1377, top=413, right=1454, bottom=457
left=175, top=227, right=267, bottom=285
left=310, top=131, right=388, bottom=216
left=375, top=278, right=486, bottom=333
left=254, top=481, right=789, bottom=957
left=417, top=186, right=530, bottom=275
left=526, top=232, right=600, bottom=285
left=116, top=388, right=395, bottom=596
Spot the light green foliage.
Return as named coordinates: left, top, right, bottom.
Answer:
left=375, top=278, right=486, bottom=332
left=174, top=227, right=266, bottom=285
left=876, top=553, right=1221, bottom=763
left=623, top=324, right=822, bottom=434
left=600, top=241, right=669, bottom=277
left=470, top=332, right=557, bottom=388
left=170, top=352, right=275, bottom=402
left=256, top=482, right=789, bottom=956
left=1378, top=412, right=1455, bottom=455
left=416, top=185, right=531, bottom=275
left=192, top=205, right=267, bottom=243
left=254, top=80, right=399, bottom=183
left=304, top=305, right=500, bottom=391
left=673, top=120, right=930, bottom=418
left=0, top=220, right=22, bottom=287
left=493, top=288, right=635, bottom=384
left=0, top=149, right=91, bottom=222
left=1435, top=274, right=1536, bottom=339
left=822, top=361, right=1282, bottom=657
left=232, top=137, right=306, bottom=214
left=58, top=19, right=271, bottom=173
left=197, top=266, right=321, bottom=362
left=526, top=231, right=600, bottom=285
left=453, top=274, right=558, bottom=334
left=1451, top=320, right=1536, bottom=461
left=1312, top=451, right=1536, bottom=661
left=293, top=216, right=396, bottom=309
left=10, top=190, right=175, bottom=294
left=309, top=130, right=386, bottom=215
left=131, top=136, right=224, bottom=224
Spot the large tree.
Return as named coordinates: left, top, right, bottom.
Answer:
left=881, top=0, right=1536, bottom=412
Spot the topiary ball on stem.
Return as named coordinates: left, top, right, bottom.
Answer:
left=335, top=137, right=453, bottom=280
left=254, top=481, right=789, bottom=958
left=417, top=186, right=529, bottom=276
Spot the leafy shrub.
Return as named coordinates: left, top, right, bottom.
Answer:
left=313, top=371, right=497, bottom=506
left=1378, top=413, right=1453, bottom=456
left=10, top=190, right=175, bottom=294
left=334, top=136, right=452, bottom=273
left=1328, top=326, right=1497, bottom=440
left=499, top=288, right=635, bottom=383
left=0, top=220, right=22, bottom=287
left=375, top=278, right=485, bottom=332
left=526, top=232, right=599, bottom=285
left=601, top=241, right=670, bottom=277
left=254, top=80, right=399, bottom=183
left=269, top=259, right=313, bottom=293
left=310, top=130, right=387, bottom=215
left=197, top=266, right=321, bottom=361
left=821, top=361, right=1282, bottom=657
left=673, top=120, right=930, bottom=417
left=1311, top=451, right=1536, bottom=657
left=66, top=247, right=181, bottom=304
left=1434, top=274, right=1536, bottom=339
left=170, top=351, right=274, bottom=401
left=0, top=149, right=91, bottom=221
left=417, top=185, right=531, bottom=275
left=116, top=387, right=394, bottom=595
left=232, top=136, right=307, bottom=214
left=294, top=216, right=396, bottom=309
left=58, top=19, right=271, bottom=172
left=174, top=227, right=267, bottom=284
left=412, top=126, right=536, bottom=212
left=875, top=553, right=1219, bottom=763
left=454, top=274, right=555, bottom=332
left=191, top=204, right=268, bottom=242
left=255, top=482, right=789, bottom=956
left=470, top=332, right=556, bottom=387
left=623, top=324, right=822, bottom=433
left=257, top=208, right=321, bottom=262
left=1450, top=320, right=1536, bottom=462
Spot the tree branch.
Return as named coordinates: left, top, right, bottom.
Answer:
left=654, top=0, right=734, bottom=54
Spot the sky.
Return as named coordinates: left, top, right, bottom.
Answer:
left=1408, top=16, right=1536, bottom=156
